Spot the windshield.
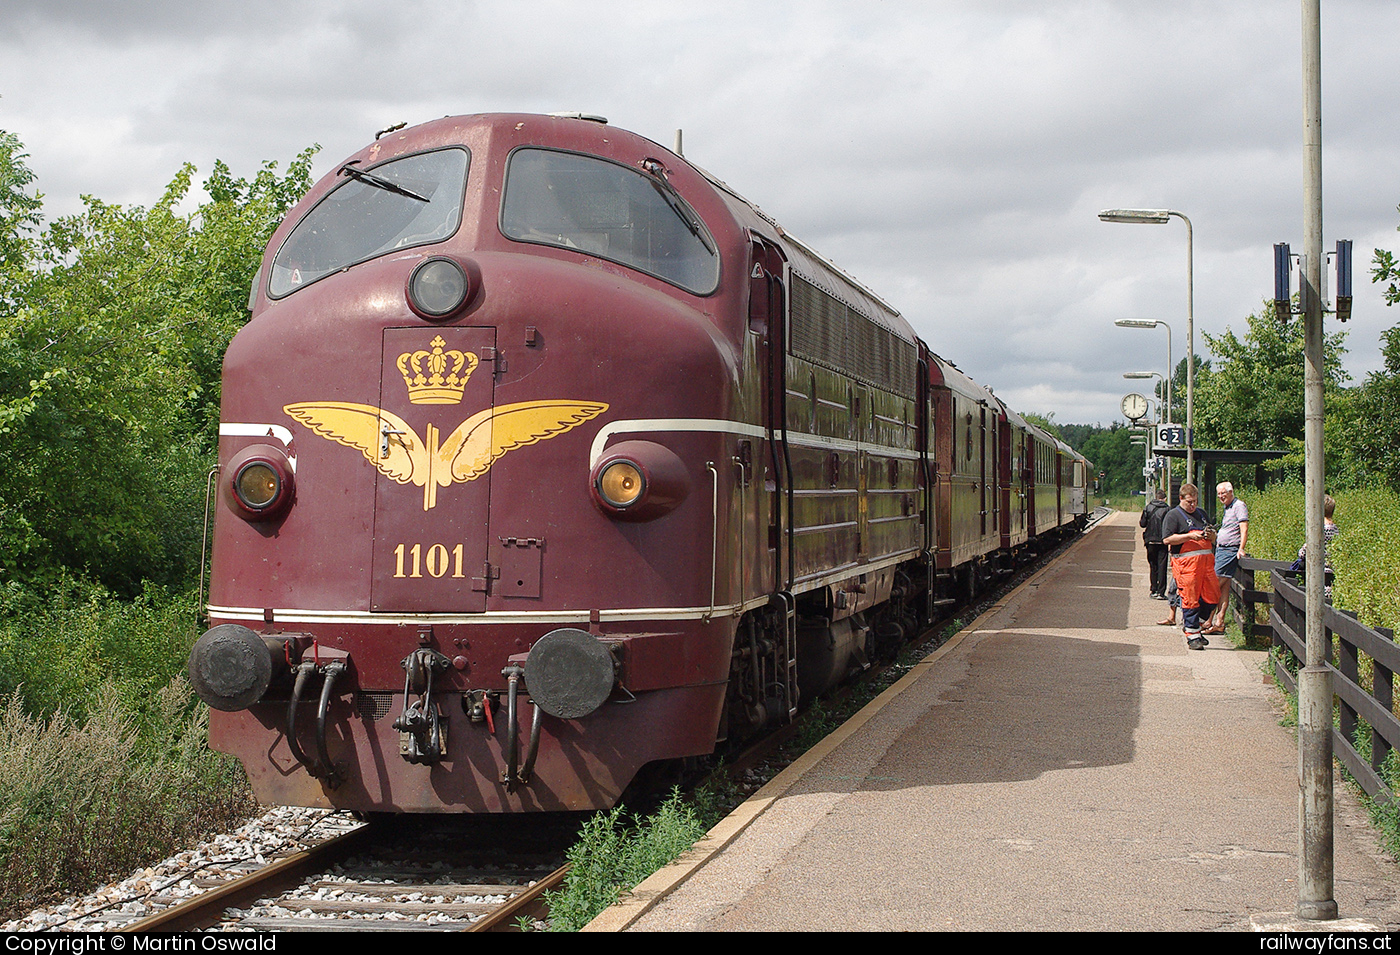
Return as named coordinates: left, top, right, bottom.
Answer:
left=501, top=148, right=719, bottom=295
left=269, top=148, right=470, bottom=298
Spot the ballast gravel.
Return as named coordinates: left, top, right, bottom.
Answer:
left=1, top=807, right=361, bottom=932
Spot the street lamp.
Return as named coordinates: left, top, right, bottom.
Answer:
left=1124, top=376, right=1163, bottom=495
left=1114, top=319, right=1173, bottom=427
left=1100, top=209, right=1195, bottom=484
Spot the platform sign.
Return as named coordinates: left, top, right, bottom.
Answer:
left=1156, top=424, right=1188, bottom=447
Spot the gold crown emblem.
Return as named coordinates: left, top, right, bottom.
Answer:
left=397, top=336, right=478, bottom=404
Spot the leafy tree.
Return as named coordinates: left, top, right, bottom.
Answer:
left=1163, top=353, right=1209, bottom=425
left=0, top=130, right=316, bottom=594
left=1077, top=423, right=1145, bottom=497
left=1328, top=213, right=1400, bottom=490
left=1056, top=422, right=1101, bottom=452
left=1194, top=301, right=1347, bottom=459
left=1022, top=411, right=1061, bottom=439
left=1373, top=204, right=1400, bottom=307
left=1326, top=332, right=1400, bottom=492
left=0, top=131, right=42, bottom=317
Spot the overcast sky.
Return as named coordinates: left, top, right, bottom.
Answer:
left=3, top=0, right=1397, bottom=427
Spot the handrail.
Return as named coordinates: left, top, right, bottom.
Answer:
left=1245, top=560, right=1398, bottom=805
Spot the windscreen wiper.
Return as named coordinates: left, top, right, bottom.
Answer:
left=339, top=161, right=429, bottom=203
left=642, top=159, right=715, bottom=254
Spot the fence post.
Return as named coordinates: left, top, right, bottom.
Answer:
left=1374, top=626, right=1395, bottom=785
left=1338, top=620, right=1358, bottom=753
left=1272, top=575, right=1291, bottom=666
left=1238, top=564, right=1256, bottom=648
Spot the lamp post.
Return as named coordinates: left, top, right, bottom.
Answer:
left=1297, top=0, right=1335, bottom=920
left=1114, top=319, right=1173, bottom=428
left=1125, top=372, right=1165, bottom=495
left=1100, top=210, right=1194, bottom=485
left=1128, top=430, right=1151, bottom=496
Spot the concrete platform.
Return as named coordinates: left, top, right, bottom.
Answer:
left=590, top=512, right=1400, bottom=932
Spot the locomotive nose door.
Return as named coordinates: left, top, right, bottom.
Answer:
left=370, top=327, right=496, bottom=613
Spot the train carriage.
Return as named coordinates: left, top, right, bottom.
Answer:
left=1056, top=438, right=1089, bottom=531
left=925, top=353, right=1001, bottom=598
left=1026, top=425, right=1062, bottom=542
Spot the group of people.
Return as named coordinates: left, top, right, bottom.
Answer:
left=1139, top=482, right=1249, bottom=651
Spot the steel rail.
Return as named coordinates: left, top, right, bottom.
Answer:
left=468, top=863, right=569, bottom=932
left=119, top=823, right=377, bottom=932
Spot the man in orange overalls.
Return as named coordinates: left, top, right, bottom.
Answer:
left=1161, top=483, right=1219, bottom=650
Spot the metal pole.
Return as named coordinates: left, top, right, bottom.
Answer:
left=1161, top=323, right=1173, bottom=497
left=1136, top=428, right=1148, bottom=495
left=1297, top=0, right=1336, bottom=921
left=1170, top=212, right=1194, bottom=488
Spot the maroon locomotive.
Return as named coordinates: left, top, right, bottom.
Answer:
left=189, top=113, right=1091, bottom=814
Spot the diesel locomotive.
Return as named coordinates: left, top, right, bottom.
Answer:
left=188, top=113, right=1091, bottom=814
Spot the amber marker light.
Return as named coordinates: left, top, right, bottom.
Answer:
left=236, top=462, right=280, bottom=508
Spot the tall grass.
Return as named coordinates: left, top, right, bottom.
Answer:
left=1245, top=482, right=1400, bottom=631
left=543, top=790, right=706, bottom=932
left=0, top=580, right=256, bottom=919
left=0, top=679, right=256, bottom=919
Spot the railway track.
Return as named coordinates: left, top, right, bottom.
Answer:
left=120, top=816, right=571, bottom=932
left=13, top=529, right=1092, bottom=934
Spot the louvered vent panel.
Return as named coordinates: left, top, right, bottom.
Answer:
left=788, top=273, right=916, bottom=398
left=789, top=275, right=826, bottom=363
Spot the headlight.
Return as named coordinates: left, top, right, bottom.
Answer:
left=406, top=256, right=470, bottom=319
left=597, top=461, right=645, bottom=508
left=235, top=463, right=280, bottom=508
left=224, top=444, right=296, bottom=521
left=589, top=440, right=689, bottom=521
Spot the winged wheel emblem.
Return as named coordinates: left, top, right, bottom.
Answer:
left=284, top=400, right=609, bottom=510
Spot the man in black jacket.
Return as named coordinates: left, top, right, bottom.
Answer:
left=1140, top=488, right=1170, bottom=599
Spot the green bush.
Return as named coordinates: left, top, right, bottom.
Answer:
left=544, top=790, right=706, bottom=931
left=0, top=579, right=199, bottom=721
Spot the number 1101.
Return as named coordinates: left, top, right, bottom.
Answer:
left=392, top=542, right=466, bottom=579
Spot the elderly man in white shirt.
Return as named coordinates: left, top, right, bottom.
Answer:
left=1208, top=482, right=1248, bottom=633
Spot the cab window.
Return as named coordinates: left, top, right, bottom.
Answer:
left=269, top=148, right=470, bottom=299
left=501, top=148, right=719, bottom=294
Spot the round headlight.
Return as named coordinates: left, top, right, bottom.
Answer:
left=235, top=463, right=279, bottom=509
left=407, top=256, right=469, bottom=318
left=224, top=445, right=296, bottom=521
left=589, top=441, right=690, bottom=521
left=597, top=460, right=645, bottom=508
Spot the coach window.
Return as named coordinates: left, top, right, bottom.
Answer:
left=269, top=148, right=470, bottom=299
left=501, top=148, right=720, bottom=295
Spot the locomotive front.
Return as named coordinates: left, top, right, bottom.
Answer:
left=189, top=115, right=754, bottom=813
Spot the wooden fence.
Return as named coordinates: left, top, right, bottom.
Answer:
left=1228, top=556, right=1399, bottom=805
